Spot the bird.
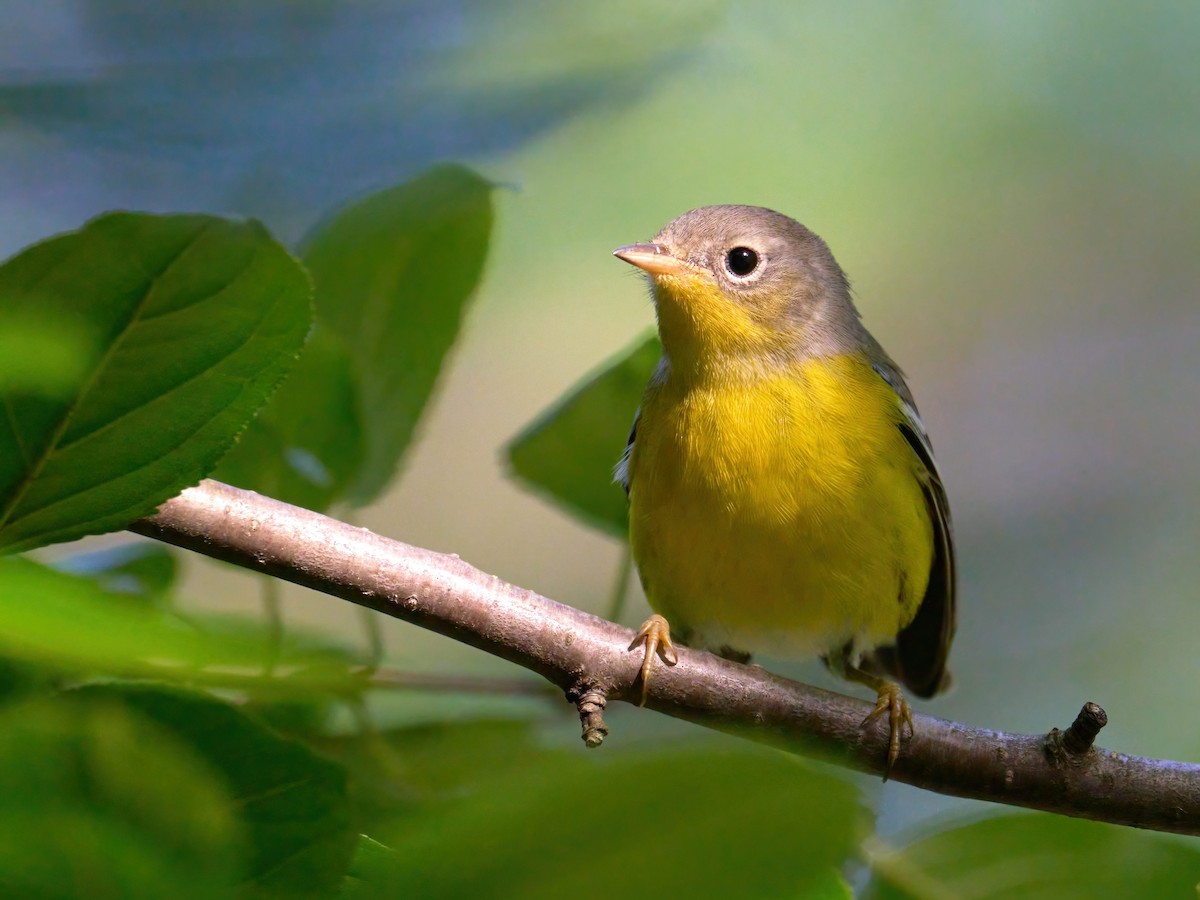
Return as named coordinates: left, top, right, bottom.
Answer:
left=612, top=205, right=955, bottom=774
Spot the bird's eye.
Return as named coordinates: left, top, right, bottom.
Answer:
left=725, top=246, right=759, bottom=277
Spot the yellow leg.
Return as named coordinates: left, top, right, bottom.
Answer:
left=842, top=664, right=914, bottom=779
left=628, top=614, right=678, bottom=705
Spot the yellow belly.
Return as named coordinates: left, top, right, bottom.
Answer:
left=628, top=353, right=933, bottom=658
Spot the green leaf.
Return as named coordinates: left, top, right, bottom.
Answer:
left=0, top=212, right=312, bottom=553
left=0, top=695, right=240, bottom=898
left=0, top=556, right=358, bottom=692
left=323, top=719, right=546, bottom=834
left=809, top=869, right=856, bottom=900
left=339, top=835, right=396, bottom=899
left=77, top=683, right=357, bottom=898
left=0, top=656, right=57, bottom=705
left=361, top=742, right=868, bottom=898
left=507, top=333, right=660, bottom=536
left=0, top=309, right=96, bottom=397
left=214, top=328, right=364, bottom=512
left=865, top=812, right=1200, bottom=899
left=301, top=164, right=494, bottom=505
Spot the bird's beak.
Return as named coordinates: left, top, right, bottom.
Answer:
left=612, top=243, right=693, bottom=277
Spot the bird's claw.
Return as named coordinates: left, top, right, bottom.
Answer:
left=629, top=614, right=678, bottom=705
left=861, top=682, right=914, bottom=779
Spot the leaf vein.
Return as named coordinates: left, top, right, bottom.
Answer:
left=0, top=276, right=293, bottom=537
left=0, top=221, right=212, bottom=535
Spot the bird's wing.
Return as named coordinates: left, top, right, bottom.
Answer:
left=616, top=356, right=667, bottom=498
left=869, top=357, right=957, bottom=698
left=614, top=411, right=638, bottom=497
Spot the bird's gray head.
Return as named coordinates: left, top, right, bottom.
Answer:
left=614, top=205, right=864, bottom=363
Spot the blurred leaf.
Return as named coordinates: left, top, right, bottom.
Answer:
left=0, top=310, right=96, bottom=396
left=0, top=695, right=239, bottom=898
left=865, top=812, right=1200, bottom=899
left=440, top=1, right=726, bottom=92
left=376, top=718, right=543, bottom=803
left=301, top=164, right=494, bottom=505
left=78, top=683, right=357, bottom=898
left=507, top=333, right=660, bottom=536
left=0, top=557, right=358, bottom=692
left=320, top=718, right=546, bottom=833
left=339, top=835, right=396, bottom=899
left=0, top=656, right=57, bottom=705
left=0, top=212, right=312, bottom=554
left=243, top=695, right=340, bottom=738
left=361, top=743, right=868, bottom=898
left=0, top=2, right=707, bottom=236
left=332, top=681, right=554, bottom=741
left=810, top=869, right=855, bottom=899
left=53, top=541, right=179, bottom=604
left=184, top=610, right=365, bottom=719
left=215, top=328, right=363, bottom=512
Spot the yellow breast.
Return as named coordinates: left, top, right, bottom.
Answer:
left=627, top=353, right=933, bottom=658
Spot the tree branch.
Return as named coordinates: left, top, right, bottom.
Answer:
left=129, top=479, right=1200, bottom=836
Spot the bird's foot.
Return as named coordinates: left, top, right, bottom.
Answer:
left=628, top=614, right=678, bottom=706
left=861, top=681, right=914, bottom=779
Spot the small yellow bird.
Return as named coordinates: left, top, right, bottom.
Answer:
left=613, top=206, right=955, bottom=773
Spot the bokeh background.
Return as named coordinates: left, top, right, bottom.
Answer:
left=4, top=0, right=1198, bottom=845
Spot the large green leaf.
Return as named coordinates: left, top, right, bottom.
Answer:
left=0, top=556, right=357, bottom=691
left=301, top=165, right=494, bottom=505
left=78, top=683, right=357, bottom=898
left=865, top=812, right=1200, bottom=899
left=0, top=696, right=240, bottom=898
left=354, top=738, right=868, bottom=898
left=0, top=212, right=312, bottom=553
left=0, top=308, right=95, bottom=397
left=507, top=333, right=660, bottom=536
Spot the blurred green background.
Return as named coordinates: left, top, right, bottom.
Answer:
left=4, top=0, right=1199, bottom=871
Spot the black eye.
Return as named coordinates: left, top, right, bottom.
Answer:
left=725, top=246, right=759, bottom=277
